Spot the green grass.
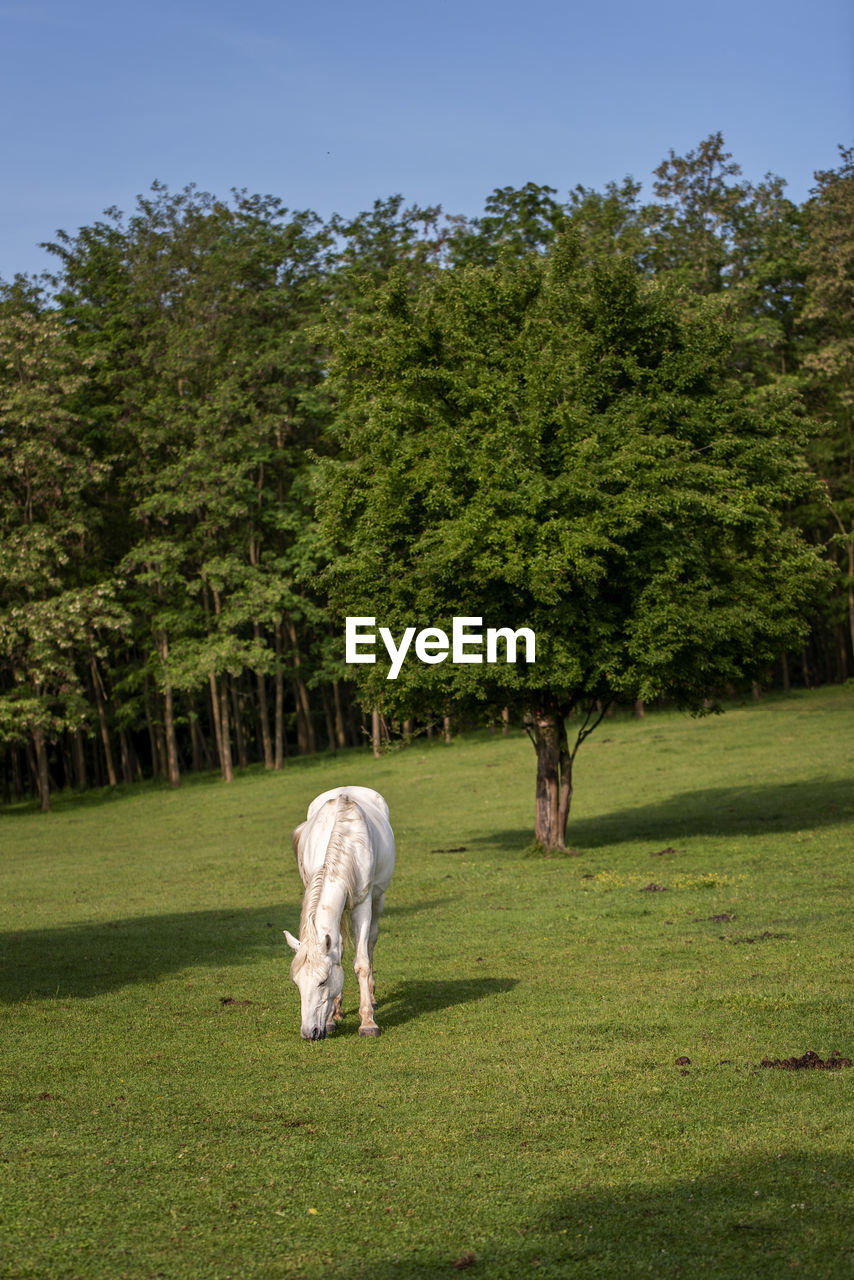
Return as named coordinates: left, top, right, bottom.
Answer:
left=1, top=685, right=853, bottom=1279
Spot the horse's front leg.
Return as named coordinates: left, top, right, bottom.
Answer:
left=350, top=900, right=380, bottom=1037
left=325, top=992, right=343, bottom=1036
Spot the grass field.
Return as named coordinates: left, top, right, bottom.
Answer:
left=1, top=686, right=853, bottom=1279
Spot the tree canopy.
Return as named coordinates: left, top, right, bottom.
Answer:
left=316, top=234, right=830, bottom=845
left=0, top=136, right=851, bottom=819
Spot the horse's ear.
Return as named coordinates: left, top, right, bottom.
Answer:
left=284, top=930, right=300, bottom=952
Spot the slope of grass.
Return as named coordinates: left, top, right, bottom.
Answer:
left=1, top=686, right=853, bottom=1278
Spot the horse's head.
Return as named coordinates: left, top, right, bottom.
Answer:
left=284, top=924, right=344, bottom=1041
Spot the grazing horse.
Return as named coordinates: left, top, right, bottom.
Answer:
left=285, top=786, right=395, bottom=1040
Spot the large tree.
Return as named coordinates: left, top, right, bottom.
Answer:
left=800, top=146, right=854, bottom=659
left=47, top=184, right=333, bottom=782
left=315, top=232, right=830, bottom=848
left=0, top=303, right=125, bottom=809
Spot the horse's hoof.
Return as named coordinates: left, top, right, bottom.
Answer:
left=358, top=1025, right=381, bottom=1037
left=325, top=1021, right=336, bottom=1035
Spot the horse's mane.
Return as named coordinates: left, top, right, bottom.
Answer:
left=292, top=794, right=367, bottom=972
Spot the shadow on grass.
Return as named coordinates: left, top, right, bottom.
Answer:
left=0, top=904, right=287, bottom=1003
left=470, top=776, right=854, bottom=855
left=359, top=1151, right=852, bottom=1278
left=0, top=902, right=504, bottom=1026
left=375, top=977, right=518, bottom=1032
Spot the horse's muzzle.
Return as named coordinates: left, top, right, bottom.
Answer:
left=302, top=1026, right=327, bottom=1042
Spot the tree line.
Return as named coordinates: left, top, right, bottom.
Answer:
left=1, top=134, right=852, bottom=813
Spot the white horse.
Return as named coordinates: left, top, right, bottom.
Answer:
left=285, top=786, right=395, bottom=1041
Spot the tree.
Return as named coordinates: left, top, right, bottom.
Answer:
left=642, top=132, right=750, bottom=296
left=799, top=146, right=854, bottom=661
left=0, top=304, right=125, bottom=809
left=315, top=233, right=830, bottom=848
left=47, top=184, right=333, bottom=782
left=448, top=182, right=566, bottom=267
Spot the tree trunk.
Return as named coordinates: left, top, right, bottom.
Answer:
left=162, top=686, right=180, bottom=786
left=189, top=707, right=211, bottom=772
left=274, top=623, right=284, bottom=769
left=230, top=676, right=248, bottom=769
left=371, top=707, right=382, bottom=758
left=60, top=733, right=74, bottom=792
left=532, top=702, right=566, bottom=849
left=502, top=706, right=510, bottom=736
left=209, top=671, right=223, bottom=769
left=32, top=724, right=50, bottom=813
left=153, top=631, right=180, bottom=787
left=89, top=654, right=117, bottom=787
left=801, top=646, right=811, bottom=689
left=287, top=622, right=316, bottom=754
left=155, top=722, right=168, bottom=782
left=321, top=683, right=336, bottom=752
left=144, top=688, right=160, bottom=780
left=116, top=730, right=132, bottom=785
left=835, top=625, right=848, bottom=681
left=255, top=662, right=274, bottom=770
left=292, top=678, right=309, bottom=754
left=332, top=680, right=348, bottom=750
left=11, top=747, right=23, bottom=801
left=219, top=677, right=234, bottom=783
left=73, top=729, right=88, bottom=790
left=443, top=714, right=451, bottom=744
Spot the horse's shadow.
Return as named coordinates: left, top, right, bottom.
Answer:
left=366, top=976, right=517, bottom=1032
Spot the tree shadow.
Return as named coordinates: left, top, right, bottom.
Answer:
left=360, top=1151, right=852, bottom=1277
left=0, top=898, right=484, bottom=1007
left=0, top=904, right=287, bottom=1003
left=467, top=776, right=854, bottom=855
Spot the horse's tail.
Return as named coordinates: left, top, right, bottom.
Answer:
left=291, top=820, right=307, bottom=880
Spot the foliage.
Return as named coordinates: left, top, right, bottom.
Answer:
left=1, top=137, right=852, bottom=805
left=316, top=233, right=830, bottom=842
left=0, top=305, right=125, bottom=801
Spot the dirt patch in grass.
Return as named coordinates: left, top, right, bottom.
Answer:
left=725, top=932, right=789, bottom=944
left=760, top=1050, right=851, bottom=1070
left=452, top=1251, right=477, bottom=1271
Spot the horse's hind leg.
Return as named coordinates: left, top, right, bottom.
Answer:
left=367, top=890, right=384, bottom=1009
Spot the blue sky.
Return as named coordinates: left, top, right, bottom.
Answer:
left=1, top=0, right=851, bottom=281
